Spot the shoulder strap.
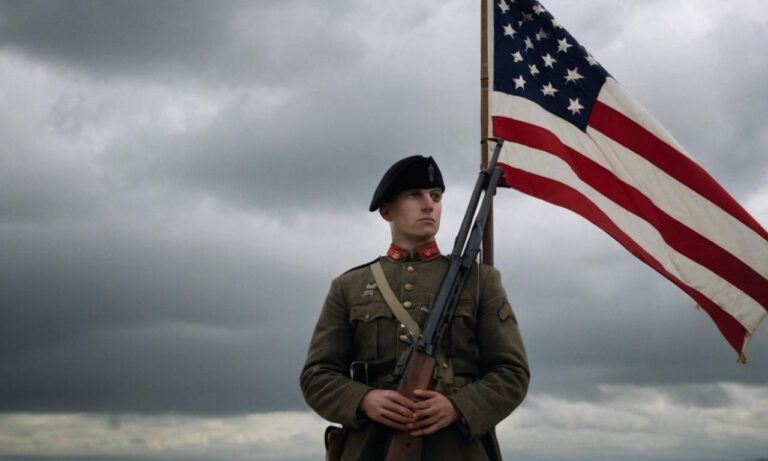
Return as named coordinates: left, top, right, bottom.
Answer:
left=343, top=257, right=379, bottom=275
left=371, top=261, right=455, bottom=385
left=370, top=261, right=421, bottom=340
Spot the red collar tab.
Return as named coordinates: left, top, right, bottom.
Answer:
left=418, top=241, right=440, bottom=261
left=386, top=241, right=440, bottom=262
left=387, top=244, right=408, bottom=262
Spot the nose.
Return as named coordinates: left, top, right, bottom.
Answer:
left=421, top=191, right=434, bottom=209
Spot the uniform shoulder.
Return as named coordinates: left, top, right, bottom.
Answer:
left=478, top=262, right=502, bottom=276
left=326, top=257, right=381, bottom=306
left=474, top=263, right=504, bottom=298
left=338, top=257, right=380, bottom=279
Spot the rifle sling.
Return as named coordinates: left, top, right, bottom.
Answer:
left=370, top=261, right=453, bottom=385
left=371, top=261, right=421, bottom=340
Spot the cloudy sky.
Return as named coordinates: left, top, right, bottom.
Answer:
left=1, top=1, right=766, bottom=460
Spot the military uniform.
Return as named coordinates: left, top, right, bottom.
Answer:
left=300, top=242, right=529, bottom=460
left=301, top=154, right=529, bottom=460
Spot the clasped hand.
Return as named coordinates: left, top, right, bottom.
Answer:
left=359, top=389, right=460, bottom=436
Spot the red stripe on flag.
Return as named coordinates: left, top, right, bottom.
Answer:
left=497, top=164, right=749, bottom=353
left=493, top=116, right=768, bottom=310
left=590, top=101, right=768, bottom=241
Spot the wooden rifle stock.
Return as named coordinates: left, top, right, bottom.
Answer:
left=383, top=350, right=434, bottom=461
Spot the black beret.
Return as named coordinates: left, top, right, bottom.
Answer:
left=369, top=155, right=444, bottom=211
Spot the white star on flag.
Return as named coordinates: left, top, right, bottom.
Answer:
left=567, top=97, right=584, bottom=114
left=489, top=0, right=768, bottom=362
left=498, top=0, right=510, bottom=14
left=557, top=38, right=572, bottom=53
left=565, top=67, right=584, bottom=83
left=524, top=37, right=534, bottom=50
left=503, top=24, right=516, bottom=37
left=512, top=51, right=523, bottom=62
left=541, top=82, right=558, bottom=96
left=542, top=53, right=557, bottom=68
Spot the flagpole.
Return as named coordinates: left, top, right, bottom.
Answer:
left=480, top=0, right=494, bottom=266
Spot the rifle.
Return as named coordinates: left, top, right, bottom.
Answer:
left=375, top=138, right=506, bottom=461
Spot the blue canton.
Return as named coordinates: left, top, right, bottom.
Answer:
left=494, top=0, right=609, bottom=130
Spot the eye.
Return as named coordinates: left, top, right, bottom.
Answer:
left=430, top=191, right=442, bottom=202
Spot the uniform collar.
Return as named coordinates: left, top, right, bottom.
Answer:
left=386, top=241, right=440, bottom=262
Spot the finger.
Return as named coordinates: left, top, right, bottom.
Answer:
left=388, top=393, right=418, bottom=410
left=380, top=408, right=417, bottom=425
left=412, top=389, right=440, bottom=399
left=381, top=401, right=417, bottom=419
left=413, top=402, right=439, bottom=418
left=412, top=413, right=450, bottom=435
left=409, top=419, right=445, bottom=436
left=413, top=399, right=437, bottom=411
left=407, top=414, right=440, bottom=431
left=413, top=407, right=435, bottom=420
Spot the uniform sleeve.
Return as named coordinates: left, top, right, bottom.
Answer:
left=299, top=276, right=372, bottom=428
left=447, top=266, right=530, bottom=437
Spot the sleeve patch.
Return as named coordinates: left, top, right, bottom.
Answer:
left=498, top=301, right=516, bottom=323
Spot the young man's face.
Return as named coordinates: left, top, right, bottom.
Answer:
left=380, top=188, right=443, bottom=247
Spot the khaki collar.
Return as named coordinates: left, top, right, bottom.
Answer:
left=386, top=241, right=440, bottom=262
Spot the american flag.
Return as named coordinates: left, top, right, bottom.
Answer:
left=489, top=0, right=767, bottom=359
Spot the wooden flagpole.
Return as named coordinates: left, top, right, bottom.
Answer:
left=480, top=0, right=494, bottom=266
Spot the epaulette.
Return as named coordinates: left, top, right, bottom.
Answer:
left=342, top=257, right=380, bottom=275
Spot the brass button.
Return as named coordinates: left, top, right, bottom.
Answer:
left=404, top=283, right=414, bottom=291
left=399, top=323, right=406, bottom=328
left=364, top=314, right=370, bottom=320
left=406, top=266, right=415, bottom=272
left=403, top=301, right=413, bottom=308
left=442, top=362, right=449, bottom=368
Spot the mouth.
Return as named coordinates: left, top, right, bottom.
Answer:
left=419, top=218, right=436, bottom=224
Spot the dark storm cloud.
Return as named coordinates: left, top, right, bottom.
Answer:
left=693, top=17, right=768, bottom=195
left=584, top=2, right=768, bottom=199
left=0, top=0, right=765, bottom=419
left=0, top=224, right=320, bottom=413
left=107, top=74, right=479, bottom=214
left=0, top=0, right=480, bottom=213
left=0, top=0, right=362, bottom=87
left=0, top=0, right=480, bottom=414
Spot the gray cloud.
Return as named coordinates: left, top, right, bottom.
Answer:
left=0, top=0, right=481, bottom=217
left=0, top=0, right=765, bottom=428
left=588, top=1, right=768, bottom=198
left=0, top=224, right=320, bottom=413
left=0, top=0, right=363, bottom=88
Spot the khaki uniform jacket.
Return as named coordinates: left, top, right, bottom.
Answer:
left=300, top=255, right=529, bottom=461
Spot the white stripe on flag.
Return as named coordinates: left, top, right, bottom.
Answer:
left=597, top=79, right=691, bottom=159
left=493, top=90, right=768, bottom=279
left=501, top=142, right=765, bottom=332
left=586, top=131, right=768, bottom=279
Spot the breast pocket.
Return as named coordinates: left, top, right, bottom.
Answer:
left=449, top=297, right=478, bottom=359
left=349, top=302, right=395, bottom=361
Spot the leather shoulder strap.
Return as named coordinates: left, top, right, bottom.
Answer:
left=370, top=261, right=421, bottom=339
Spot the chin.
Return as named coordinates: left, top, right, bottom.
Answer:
left=411, top=229, right=438, bottom=241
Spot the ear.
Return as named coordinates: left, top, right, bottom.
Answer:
left=379, top=204, right=392, bottom=222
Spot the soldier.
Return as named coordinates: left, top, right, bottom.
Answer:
left=300, top=155, right=529, bottom=460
